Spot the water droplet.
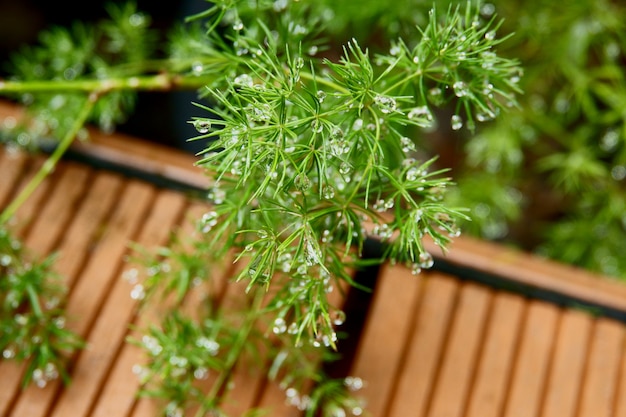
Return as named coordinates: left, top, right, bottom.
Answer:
left=193, top=119, right=211, bottom=134
left=407, top=106, right=434, bottom=126
left=373, top=224, right=393, bottom=240
left=311, top=119, right=323, bottom=133
left=601, top=130, right=619, bottom=151
left=294, top=57, right=305, bottom=70
left=322, top=184, right=335, bottom=199
left=316, top=90, right=326, bottom=103
left=419, top=252, right=434, bottom=269
left=612, top=165, right=626, bottom=181
left=331, top=310, right=346, bottom=326
left=451, top=114, right=463, bottom=130
left=411, top=263, right=421, bottom=275
left=344, top=376, right=364, bottom=391
left=129, top=13, right=146, bottom=27
left=234, top=74, right=254, bottom=87
left=453, top=81, right=469, bottom=97
left=352, top=119, right=363, bottom=131
left=194, top=367, right=209, bottom=380
left=374, top=94, right=397, bottom=114
left=233, top=19, right=244, bottom=31
left=130, top=284, right=145, bottom=300
left=305, top=239, right=321, bottom=266
left=308, top=45, right=319, bottom=56
left=273, top=0, right=288, bottom=12
left=294, top=173, right=311, bottom=191
left=485, top=30, right=496, bottom=41
left=246, top=103, right=272, bottom=122
left=339, top=162, right=352, bottom=175
left=390, top=44, right=401, bottom=56
left=273, top=317, right=287, bottom=334
left=406, top=167, right=420, bottom=181
left=2, top=348, right=15, bottom=359
left=401, top=136, right=416, bottom=153
left=481, top=3, right=496, bottom=17
left=196, top=337, right=220, bottom=355
left=191, top=62, right=204, bottom=75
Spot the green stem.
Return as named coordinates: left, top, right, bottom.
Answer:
left=0, top=95, right=96, bottom=225
left=0, top=73, right=215, bottom=94
left=26, top=284, right=44, bottom=318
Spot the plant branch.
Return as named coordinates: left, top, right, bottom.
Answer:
left=0, top=73, right=216, bottom=95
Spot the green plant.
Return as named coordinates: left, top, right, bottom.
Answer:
left=0, top=0, right=524, bottom=415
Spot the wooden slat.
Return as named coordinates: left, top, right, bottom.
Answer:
left=503, top=301, right=559, bottom=417
left=540, top=310, right=592, bottom=417
left=44, top=181, right=156, bottom=417
left=0, top=162, right=91, bottom=417
left=465, top=292, right=525, bottom=417
left=22, top=163, right=90, bottom=256
left=7, top=172, right=123, bottom=417
left=348, top=263, right=422, bottom=417
left=577, top=318, right=625, bottom=417
left=613, top=340, right=626, bottom=417
left=389, top=272, right=459, bottom=417
left=426, top=282, right=491, bottom=417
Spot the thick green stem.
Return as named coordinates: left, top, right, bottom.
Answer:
left=0, top=73, right=215, bottom=94
left=0, top=95, right=96, bottom=225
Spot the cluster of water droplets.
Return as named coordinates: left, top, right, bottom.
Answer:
left=407, top=106, right=435, bottom=128
left=374, top=94, right=398, bottom=114
left=31, top=363, right=59, bottom=388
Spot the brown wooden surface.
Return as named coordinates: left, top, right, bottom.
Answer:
left=3, top=100, right=626, bottom=417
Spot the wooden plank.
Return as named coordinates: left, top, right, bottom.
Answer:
left=426, top=282, right=491, bottom=417
left=6, top=172, right=124, bottom=417
left=503, top=300, right=559, bottom=417
left=53, top=172, right=124, bottom=287
left=388, top=272, right=459, bottom=417
left=577, top=318, right=625, bottom=417
left=22, top=163, right=90, bottom=256
left=465, top=292, right=525, bottom=417
left=45, top=181, right=157, bottom=417
left=540, top=309, right=592, bottom=417
left=0, top=163, right=90, bottom=417
left=348, top=263, right=422, bottom=417
left=425, top=235, right=626, bottom=314
left=85, top=190, right=188, bottom=417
